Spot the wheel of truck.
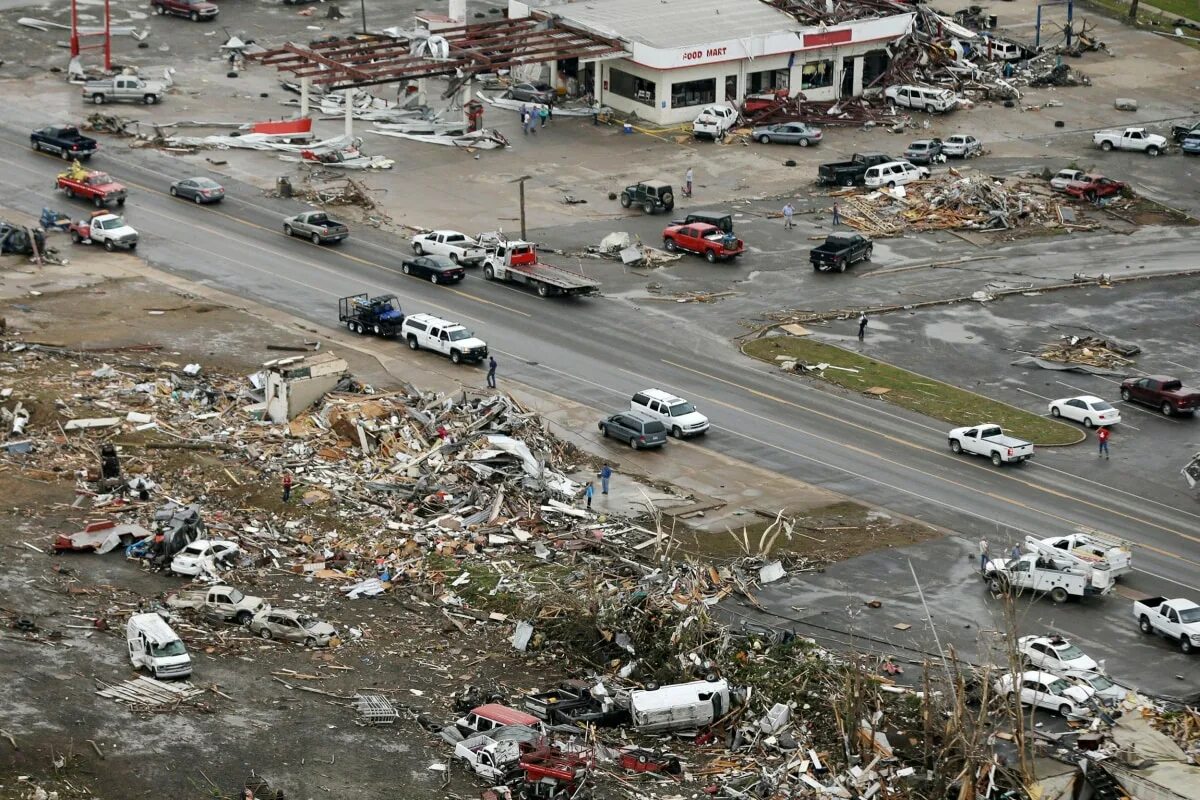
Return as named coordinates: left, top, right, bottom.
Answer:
left=372, top=324, right=381, bottom=336
left=430, top=274, right=440, bottom=284
left=663, top=238, right=677, bottom=252
left=1058, top=704, right=1072, bottom=717
left=1181, top=636, right=1194, bottom=654
left=758, top=134, right=771, bottom=144
left=837, top=261, right=846, bottom=273
left=450, top=350, right=462, bottom=364
left=990, top=452, right=1003, bottom=467
left=235, top=611, right=252, bottom=625
left=924, top=103, right=935, bottom=113
left=93, top=195, right=103, bottom=208
left=1100, top=140, right=1113, bottom=151
left=705, top=249, right=717, bottom=264
left=863, top=246, right=873, bottom=262
left=407, top=336, right=419, bottom=351
left=536, top=282, right=550, bottom=297
left=1161, top=402, right=1173, bottom=417
left=144, top=94, right=158, bottom=105
left=402, top=263, right=410, bottom=274
left=643, top=202, right=654, bottom=214
left=71, top=231, right=82, bottom=244
left=1050, top=587, right=1069, bottom=604
left=283, top=224, right=293, bottom=237
left=310, top=232, right=321, bottom=245
left=1146, top=145, right=1160, bottom=157
left=1139, top=615, right=1153, bottom=634
left=92, top=94, right=105, bottom=105
left=887, top=181, right=897, bottom=189
left=483, top=266, right=495, bottom=280
left=351, top=321, right=364, bottom=334
left=61, top=150, right=72, bottom=161
left=413, top=242, right=423, bottom=255
left=841, top=176, right=854, bottom=187
left=949, top=439, right=962, bottom=454
left=619, top=193, right=631, bottom=209
left=1120, top=388, right=1131, bottom=401
left=671, top=426, right=682, bottom=438
left=259, top=627, right=273, bottom=640
left=116, top=197, right=125, bottom=207
left=104, top=239, right=114, bottom=252
left=799, top=138, right=810, bottom=147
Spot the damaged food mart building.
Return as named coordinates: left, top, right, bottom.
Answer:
left=512, top=0, right=915, bottom=125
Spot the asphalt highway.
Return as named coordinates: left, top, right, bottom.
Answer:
left=3, top=131, right=1198, bottom=598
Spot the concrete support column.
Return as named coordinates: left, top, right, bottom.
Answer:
left=300, top=75, right=311, bottom=119
left=548, top=59, right=559, bottom=96
left=343, top=88, right=354, bottom=139
left=593, top=63, right=602, bottom=103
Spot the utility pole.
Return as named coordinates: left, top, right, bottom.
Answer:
left=511, top=175, right=532, bottom=240
left=359, top=0, right=367, bottom=33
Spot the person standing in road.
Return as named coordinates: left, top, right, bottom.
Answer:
left=783, top=202, right=795, bottom=230
left=538, top=105, right=549, bottom=128
left=599, top=463, right=612, bottom=495
left=857, top=312, right=868, bottom=341
left=832, top=201, right=842, bottom=226
left=487, top=356, right=497, bottom=389
left=282, top=472, right=293, bottom=503
left=979, top=538, right=990, bottom=572
left=1097, top=426, right=1110, bottom=459
left=584, top=481, right=594, bottom=510
left=684, top=167, right=694, bottom=198
left=521, top=110, right=530, bottom=135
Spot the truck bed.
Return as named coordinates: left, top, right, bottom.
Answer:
left=509, top=260, right=598, bottom=291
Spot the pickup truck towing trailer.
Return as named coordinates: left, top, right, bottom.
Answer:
left=69, top=212, right=139, bottom=251
left=1024, top=532, right=1132, bottom=577
left=985, top=553, right=1113, bottom=603
left=948, top=424, right=1034, bottom=466
left=338, top=293, right=403, bottom=336
left=31, top=126, right=98, bottom=160
left=56, top=162, right=127, bottom=208
left=1133, top=597, right=1200, bottom=653
left=479, top=234, right=599, bottom=297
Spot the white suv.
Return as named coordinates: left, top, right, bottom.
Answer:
left=863, top=160, right=930, bottom=189
left=884, top=84, right=958, bottom=113
left=401, top=313, right=488, bottom=364
left=630, top=389, right=709, bottom=438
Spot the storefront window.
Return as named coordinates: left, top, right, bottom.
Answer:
left=670, top=78, right=716, bottom=108
left=801, top=60, right=834, bottom=90
left=748, top=68, right=789, bottom=93
left=609, top=68, right=656, bottom=105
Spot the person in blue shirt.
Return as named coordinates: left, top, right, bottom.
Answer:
left=599, top=463, right=612, bottom=495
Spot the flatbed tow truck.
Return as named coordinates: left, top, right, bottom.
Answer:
left=479, top=233, right=599, bottom=298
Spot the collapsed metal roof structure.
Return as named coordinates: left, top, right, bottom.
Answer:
left=249, top=17, right=626, bottom=91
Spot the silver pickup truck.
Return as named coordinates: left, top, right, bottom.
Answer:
left=82, top=76, right=166, bottom=105
left=283, top=211, right=350, bottom=245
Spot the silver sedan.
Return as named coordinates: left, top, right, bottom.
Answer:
left=169, top=176, right=225, bottom=204
left=751, top=122, right=823, bottom=146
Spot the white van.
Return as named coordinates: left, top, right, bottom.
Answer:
left=629, top=678, right=730, bottom=732
left=863, top=160, right=930, bottom=189
left=884, top=85, right=958, bottom=113
left=126, top=613, right=192, bottom=679
left=979, top=38, right=1025, bottom=61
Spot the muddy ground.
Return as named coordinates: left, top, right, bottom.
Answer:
left=0, top=260, right=939, bottom=800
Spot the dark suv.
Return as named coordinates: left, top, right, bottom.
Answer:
left=620, top=180, right=675, bottom=214
left=671, top=210, right=733, bottom=234
left=598, top=411, right=668, bottom=449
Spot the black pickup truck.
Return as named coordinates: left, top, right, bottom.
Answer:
left=817, top=152, right=892, bottom=187
left=810, top=234, right=872, bottom=272
left=30, top=125, right=99, bottom=160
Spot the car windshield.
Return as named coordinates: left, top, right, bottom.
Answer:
left=226, top=588, right=245, bottom=603
left=643, top=421, right=667, bottom=434
left=668, top=402, right=696, bottom=416
left=1090, top=401, right=1114, bottom=411
left=98, top=217, right=126, bottom=230
left=1048, top=679, right=1073, bottom=695
left=299, top=616, right=322, bottom=630
left=1085, top=674, right=1114, bottom=691
left=151, top=640, right=187, bottom=657
left=1179, top=607, right=1200, bottom=623
left=1055, top=644, right=1086, bottom=660
left=447, top=329, right=472, bottom=342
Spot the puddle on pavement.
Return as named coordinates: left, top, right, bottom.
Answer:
left=922, top=320, right=978, bottom=344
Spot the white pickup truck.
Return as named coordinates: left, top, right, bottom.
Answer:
left=1133, top=597, right=1200, bottom=653
left=453, top=735, right=523, bottom=782
left=69, top=213, right=139, bottom=251
left=948, top=424, right=1034, bottom=466
left=1025, top=532, right=1132, bottom=577
left=1092, top=127, right=1166, bottom=156
left=985, top=552, right=1113, bottom=604
left=166, top=584, right=268, bottom=625
left=411, top=230, right=486, bottom=266
left=692, top=105, right=739, bottom=140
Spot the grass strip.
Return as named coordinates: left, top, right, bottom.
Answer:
left=743, top=336, right=1084, bottom=446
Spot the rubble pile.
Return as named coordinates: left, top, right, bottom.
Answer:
left=836, top=171, right=1093, bottom=236
left=1037, top=335, right=1139, bottom=369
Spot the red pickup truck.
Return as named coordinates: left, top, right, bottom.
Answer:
left=1062, top=174, right=1126, bottom=202
left=662, top=223, right=745, bottom=263
left=56, top=164, right=127, bottom=208
left=1120, top=375, right=1200, bottom=416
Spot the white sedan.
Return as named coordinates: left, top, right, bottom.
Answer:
left=169, top=539, right=240, bottom=577
left=995, top=670, right=1096, bottom=717
left=1017, top=634, right=1098, bottom=674
left=1069, top=672, right=1128, bottom=705
left=1048, top=395, right=1121, bottom=428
